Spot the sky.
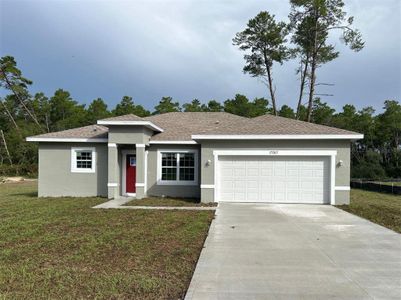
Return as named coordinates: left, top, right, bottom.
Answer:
left=0, top=0, right=400, bottom=113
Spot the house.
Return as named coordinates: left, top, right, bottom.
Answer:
left=26, top=112, right=363, bottom=204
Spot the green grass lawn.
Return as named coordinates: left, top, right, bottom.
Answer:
left=124, top=197, right=218, bottom=207
left=337, top=189, right=401, bottom=233
left=0, top=182, right=214, bottom=299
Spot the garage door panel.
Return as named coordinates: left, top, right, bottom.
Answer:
left=286, top=169, right=299, bottom=177
left=218, top=155, right=330, bottom=204
left=261, top=168, right=273, bottom=176
left=247, top=168, right=259, bottom=176
left=221, top=168, right=234, bottom=176
left=234, top=192, right=246, bottom=201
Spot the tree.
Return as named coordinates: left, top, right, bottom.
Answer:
left=49, top=89, right=87, bottom=131
left=224, top=94, right=270, bottom=118
left=376, top=100, right=401, bottom=172
left=112, top=96, right=150, bottom=117
left=31, top=93, right=51, bottom=132
left=224, top=94, right=252, bottom=117
left=289, top=0, right=364, bottom=122
left=233, top=11, right=289, bottom=115
left=311, top=98, right=335, bottom=125
left=251, top=97, right=270, bottom=117
left=183, top=99, right=203, bottom=112
left=153, top=96, right=180, bottom=114
left=278, top=105, right=296, bottom=118
left=87, top=98, right=110, bottom=123
left=377, top=100, right=401, bottom=151
left=0, top=56, right=42, bottom=130
left=351, top=150, right=386, bottom=180
left=201, top=100, right=223, bottom=112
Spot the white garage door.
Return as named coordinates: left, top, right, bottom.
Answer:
left=217, top=156, right=330, bottom=204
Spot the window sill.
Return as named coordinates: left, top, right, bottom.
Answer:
left=71, top=169, right=96, bottom=174
left=157, top=181, right=198, bottom=186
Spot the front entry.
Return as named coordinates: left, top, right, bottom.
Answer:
left=125, top=154, right=136, bottom=194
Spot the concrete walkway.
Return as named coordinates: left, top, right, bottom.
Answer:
left=92, top=197, right=134, bottom=208
left=93, top=198, right=217, bottom=210
left=186, top=203, right=401, bottom=300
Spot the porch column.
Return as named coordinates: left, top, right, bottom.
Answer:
left=107, top=143, right=119, bottom=199
left=135, top=144, right=146, bottom=199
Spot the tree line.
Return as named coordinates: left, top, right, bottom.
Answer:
left=0, top=55, right=399, bottom=179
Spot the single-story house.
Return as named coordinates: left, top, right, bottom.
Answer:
left=27, top=112, right=363, bottom=205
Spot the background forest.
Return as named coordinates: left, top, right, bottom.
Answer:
left=0, top=55, right=399, bottom=180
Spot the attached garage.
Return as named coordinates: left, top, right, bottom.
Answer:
left=214, top=150, right=336, bottom=204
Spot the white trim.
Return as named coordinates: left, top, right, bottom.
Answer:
left=135, top=183, right=145, bottom=187
left=149, top=140, right=198, bottom=145
left=121, top=149, right=136, bottom=196
left=108, top=143, right=117, bottom=148
left=71, top=147, right=96, bottom=173
left=136, top=144, right=146, bottom=148
left=97, top=120, right=164, bottom=132
left=27, top=137, right=107, bottom=143
left=335, top=186, right=351, bottom=191
left=330, top=155, right=336, bottom=205
left=201, top=184, right=215, bottom=189
left=144, top=150, right=148, bottom=196
left=192, top=134, right=363, bottom=140
left=212, top=149, right=336, bottom=205
left=156, top=149, right=199, bottom=186
left=213, top=150, right=337, bottom=157
left=107, top=183, right=119, bottom=187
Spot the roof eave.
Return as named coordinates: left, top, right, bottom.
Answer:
left=26, top=137, right=108, bottom=143
left=97, top=120, right=164, bottom=132
left=191, top=134, right=364, bottom=140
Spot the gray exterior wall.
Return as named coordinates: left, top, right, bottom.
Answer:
left=108, top=126, right=153, bottom=144
left=146, top=144, right=201, bottom=198
left=36, top=138, right=351, bottom=205
left=38, top=143, right=108, bottom=197
left=199, top=139, right=351, bottom=204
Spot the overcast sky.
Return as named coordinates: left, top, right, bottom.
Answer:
left=1, top=0, right=400, bottom=113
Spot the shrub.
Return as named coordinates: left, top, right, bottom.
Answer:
left=0, top=164, right=38, bottom=178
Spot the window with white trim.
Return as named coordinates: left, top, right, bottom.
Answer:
left=71, top=147, right=96, bottom=173
left=158, top=150, right=197, bottom=185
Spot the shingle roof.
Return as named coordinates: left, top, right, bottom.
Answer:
left=28, top=125, right=108, bottom=139
left=98, top=114, right=144, bottom=122
left=145, top=112, right=360, bottom=140
left=250, top=114, right=357, bottom=135
left=144, top=112, right=248, bottom=141
left=27, top=112, right=361, bottom=142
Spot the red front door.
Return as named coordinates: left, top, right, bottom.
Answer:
left=126, top=154, right=136, bottom=193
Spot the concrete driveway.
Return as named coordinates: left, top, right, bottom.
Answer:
left=186, top=203, right=401, bottom=300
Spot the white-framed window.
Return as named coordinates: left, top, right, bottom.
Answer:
left=157, top=149, right=198, bottom=185
left=71, top=147, right=96, bottom=173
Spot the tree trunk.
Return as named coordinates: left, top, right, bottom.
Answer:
left=0, top=130, right=12, bottom=165
left=1, top=69, right=43, bottom=131
left=0, top=100, right=19, bottom=130
left=296, top=56, right=309, bottom=120
left=306, top=11, right=319, bottom=123
left=266, top=65, right=278, bottom=115
left=306, top=58, right=317, bottom=122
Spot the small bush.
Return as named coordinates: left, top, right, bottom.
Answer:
left=0, top=164, right=38, bottom=178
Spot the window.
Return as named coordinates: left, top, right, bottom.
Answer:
left=71, top=147, right=96, bottom=173
left=158, top=150, right=198, bottom=185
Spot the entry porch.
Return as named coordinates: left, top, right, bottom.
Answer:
left=107, top=143, right=147, bottom=199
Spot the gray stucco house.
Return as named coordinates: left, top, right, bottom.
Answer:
left=27, top=112, right=363, bottom=205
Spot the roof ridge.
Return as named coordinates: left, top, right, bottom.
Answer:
left=98, top=113, right=144, bottom=121
left=253, top=114, right=360, bottom=135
